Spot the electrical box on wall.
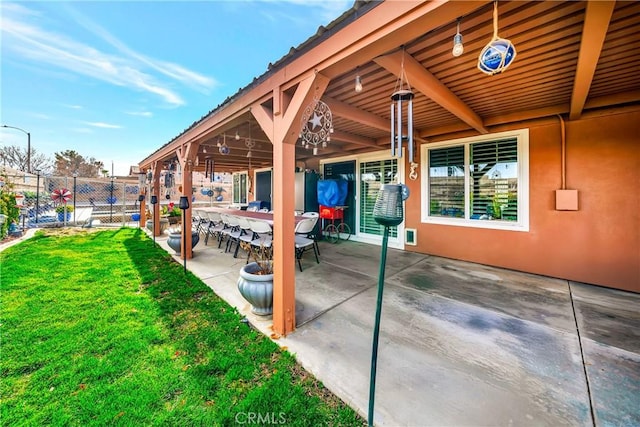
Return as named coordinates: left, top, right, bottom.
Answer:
left=555, top=189, right=579, bottom=211
left=405, top=228, right=417, bottom=245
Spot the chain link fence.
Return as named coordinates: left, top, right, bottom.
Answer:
left=4, top=170, right=234, bottom=230
left=19, top=175, right=142, bottom=227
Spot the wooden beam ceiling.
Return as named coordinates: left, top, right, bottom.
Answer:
left=324, top=96, right=389, bottom=132
left=569, top=0, right=616, bottom=120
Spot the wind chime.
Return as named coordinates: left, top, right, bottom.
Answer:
left=478, top=0, right=517, bottom=75
left=300, top=89, right=334, bottom=155
left=145, top=169, right=154, bottom=203
left=164, top=162, right=175, bottom=199
left=390, top=49, right=415, bottom=162
left=204, top=158, right=215, bottom=182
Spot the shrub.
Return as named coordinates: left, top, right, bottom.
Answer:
left=55, top=205, right=74, bottom=213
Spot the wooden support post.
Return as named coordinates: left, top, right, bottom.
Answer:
left=139, top=198, right=146, bottom=228
left=254, top=71, right=330, bottom=336
left=272, top=140, right=297, bottom=335
left=177, top=143, right=198, bottom=260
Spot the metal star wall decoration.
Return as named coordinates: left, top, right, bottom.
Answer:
left=300, top=98, right=333, bottom=155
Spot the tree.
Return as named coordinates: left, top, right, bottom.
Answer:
left=0, top=145, right=52, bottom=174
left=54, top=150, right=104, bottom=178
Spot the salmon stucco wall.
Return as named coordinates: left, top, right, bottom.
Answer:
left=404, top=109, right=640, bottom=293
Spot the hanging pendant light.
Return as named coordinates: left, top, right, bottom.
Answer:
left=452, top=19, right=464, bottom=57
left=355, top=73, right=363, bottom=93
left=478, top=1, right=516, bottom=75
left=389, top=49, right=415, bottom=161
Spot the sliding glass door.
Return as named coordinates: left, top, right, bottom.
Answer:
left=321, top=151, right=403, bottom=248
left=359, top=157, right=399, bottom=241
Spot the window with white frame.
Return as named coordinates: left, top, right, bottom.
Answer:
left=232, top=172, right=248, bottom=204
left=422, top=129, right=529, bottom=231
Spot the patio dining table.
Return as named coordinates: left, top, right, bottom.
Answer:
left=198, top=206, right=306, bottom=226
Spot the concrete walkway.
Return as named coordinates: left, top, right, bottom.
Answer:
left=156, top=231, right=640, bottom=427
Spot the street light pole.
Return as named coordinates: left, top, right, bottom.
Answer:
left=1, top=125, right=31, bottom=173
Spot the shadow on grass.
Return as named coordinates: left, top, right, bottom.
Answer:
left=119, top=228, right=366, bottom=425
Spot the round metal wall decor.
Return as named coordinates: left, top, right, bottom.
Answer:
left=300, top=98, right=333, bottom=155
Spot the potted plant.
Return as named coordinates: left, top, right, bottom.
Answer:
left=55, top=204, right=74, bottom=221
left=237, top=243, right=273, bottom=316
left=146, top=211, right=170, bottom=233
left=163, top=203, right=181, bottom=224
left=166, top=226, right=200, bottom=255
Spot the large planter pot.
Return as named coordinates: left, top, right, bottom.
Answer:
left=237, top=262, right=274, bottom=316
left=166, top=231, right=200, bottom=255
left=146, top=218, right=170, bottom=233
left=168, top=215, right=180, bottom=225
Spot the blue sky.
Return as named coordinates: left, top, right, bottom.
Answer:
left=1, top=0, right=352, bottom=176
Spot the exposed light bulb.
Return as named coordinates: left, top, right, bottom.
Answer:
left=452, top=33, right=464, bottom=57
left=452, top=20, right=464, bottom=57
left=235, top=130, right=240, bottom=140
left=355, top=75, right=363, bottom=93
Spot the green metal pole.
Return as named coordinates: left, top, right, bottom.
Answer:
left=183, top=218, right=187, bottom=273
left=368, top=226, right=390, bottom=426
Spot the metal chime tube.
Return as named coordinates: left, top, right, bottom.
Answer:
left=390, top=104, right=395, bottom=156
left=408, top=97, right=414, bottom=161
left=397, top=97, right=402, bottom=157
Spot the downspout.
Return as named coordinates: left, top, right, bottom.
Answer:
left=558, top=114, right=566, bottom=190
left=555, top=114, right=578, bottom=210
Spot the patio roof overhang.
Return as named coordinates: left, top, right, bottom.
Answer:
left=138, top=0, right=640, bottom=335
left=139, top=0, right=640, bottom=174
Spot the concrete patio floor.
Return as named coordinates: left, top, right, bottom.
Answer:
left=157, top=231, right=639, bottom=426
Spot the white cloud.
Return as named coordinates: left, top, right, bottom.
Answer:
left=30, top=112, right=51, bottom=120
left=63, top=5, right=217, bottom=93
left=85, top=122, right=122, bottom=129
left=126, top=111, right=153, bottom=118
left=257, top=0, right=352, bottom=24
left=0, top=3, right=216, bottom=107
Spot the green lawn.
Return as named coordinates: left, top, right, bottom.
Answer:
left=0, top=228, right=364, bottom=426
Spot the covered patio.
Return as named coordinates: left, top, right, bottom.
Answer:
left=152, top=231, right=640, bottom=426
left=138, top=0, right=639, bottom=337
